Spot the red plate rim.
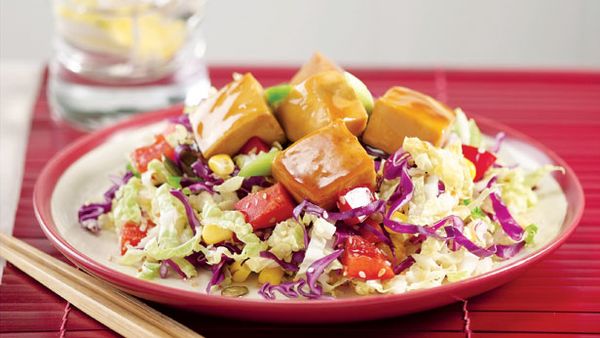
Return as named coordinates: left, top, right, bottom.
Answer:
left=33, top=106, right=585, bottom=321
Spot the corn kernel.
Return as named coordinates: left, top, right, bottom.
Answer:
left=466, top=159, right=477, bottom=180
left=258, top=267, right=284, bottom=285
left=230, top=261, right=252, bottom=283
left=208, top=154, right=235, bottom=177
left=202, top=224, right=233, bottom=245
left=392, top=211, right=408, bottom=223
left=389, top=234, right=407, bottom=257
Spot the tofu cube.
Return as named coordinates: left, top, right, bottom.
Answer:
left=362, top=86, right=455, bottom=154
left=272, top=121, right=376, bottom=210
left=277, top=71, right=368, bottom=142
left=290, top=52, right=342, bottom=85
left=189, top=73, right=286, bottom=158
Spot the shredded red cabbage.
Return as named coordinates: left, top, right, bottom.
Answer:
left=291, top=250, right=306, bottom=265
left=384, top=215, right=524, bottom=259
left=180, top=177, right=199, bottom=187
left=78, top=172, right=133, bottom=233
left=393, top=256, right=416, bottom=274
left=374, top=160, right=382, bottom=172
left=364, top=145, right=389, bottom=159
left=328, top=200, right=385, bottom=222
left=238, top=176, right=272, bottom=198
left=185, top=252, right=208, bottom=267
left=385, top=160, right=414, bottom=219
left=186, top=181, right=215, bottom=194
left=487, top=177, right=525, bottom=241
left=258, top=249, right=343, bottom=300
left=216, top=242, right=242, bottom=255
left=383, top=149, right=410, bottom=180
left=260, top=251, right=300, bottom=272
left=167, top=114, right=192, bottom=132
left=206, top=255, right=233, bottom=294
left=489, top=192, right=524, bottom=241
left=174, top=144, right=193, bottom=169
left=495, top=242, right=526, bottom=259
left=437, top=181, right=446, bottom=196
left=169, top=189, right=200, bottom=234
left=293, top=199, right=385, bottom=223
left=191, top=159, right=224, bottom=186
left=259, top=280, right=307, bottom=300
left=362, top=220, right=393, bottom=247
left=333, top=224, right=359, bottom=249
left=302, top=223, right=309, bottom=249
left=159, top=261, right=168, bottom=278
left=160, top=259, right=187, bottom=279
left=304, top=249, right=343, bottom=298
left=293, top=200, right=329, bottom=221
left=490, top=132, right=506, bottom=154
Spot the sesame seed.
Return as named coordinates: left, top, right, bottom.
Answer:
left=377, top=268, right=386, bottom=277
left=384, top=261, right=392, bottom=266
left=353, top=253, right=359, bottom=257
left=358, top=271, right=366, bottom=278
left=262, top=192, right=267, bottom=199
left=343, top=271, right=348, bottom=276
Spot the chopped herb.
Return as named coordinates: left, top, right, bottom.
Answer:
left=470, top=207, right=486, bottom=219
left=166, top=175, right=182, bottom=189
left=462, top=199, right=471, bottom=206
left=524, top=224, right=538, bottom=245
left=126, top=163, right=141, bottom=178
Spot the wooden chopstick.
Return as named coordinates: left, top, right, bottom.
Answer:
left=0, top=232, right=203, bottom=338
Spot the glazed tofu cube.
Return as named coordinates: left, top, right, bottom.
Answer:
left=189, top=73, right=286, bottom=158
left=277, top=71, right=368, bottom=142
left=290, top=52, right=342, bottom=85
left=272, top=121, right=376, bottom=210
left=362, top=86, right=455, bottom=154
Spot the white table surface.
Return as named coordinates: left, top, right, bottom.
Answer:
left=0, top=60, right=42, bottom=279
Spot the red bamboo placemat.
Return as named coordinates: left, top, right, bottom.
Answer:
left=1, top=67, right=599, bottom=337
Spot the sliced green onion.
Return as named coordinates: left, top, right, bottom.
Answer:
left=265, top=84, right=292, bottom=108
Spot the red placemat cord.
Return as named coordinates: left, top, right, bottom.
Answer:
left=59, top=302, right=71, bottom=338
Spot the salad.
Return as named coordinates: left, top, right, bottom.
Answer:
left=78, top=53, right=563, bottom=300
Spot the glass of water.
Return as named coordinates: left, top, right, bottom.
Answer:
left=49, top=0, right=210, bottom=130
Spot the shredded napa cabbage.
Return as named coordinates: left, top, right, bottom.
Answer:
left=149, top=184, right=194, bottom=252
left=487, top=165, right=564, bottom=217
left=267, top=219, right=306, bottom=260
left=297, top=217, right=342, bottom=287
left=452, top=108, right=483, bottom=148
left=403, top=137, right=473, bottom=199
left=200, top=203, right=268, bottom=267
left=138, top=261, right=161, bottom=280
left=142, top=159, right=170, bottom=186
left=112, top=177, right=143, bottom=231
left=164, top=124, right=194, bottom=147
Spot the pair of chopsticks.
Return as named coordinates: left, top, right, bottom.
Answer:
left=0, top=233, right=203, bottom=338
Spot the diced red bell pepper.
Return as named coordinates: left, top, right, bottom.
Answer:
left=234, top=183, right=296, bottom=230
left=239, top=136, right=271, bottom=155
left=120, top=220, right=154, bottom=255
left=336, top=186, right=376, bottom=225
left=359, top=219, right=385, bottom=244
left=131, top=134, right=176, bottom=173
left=342, top=235, right=394, bottom=280
left=462, top=145, right=497, bottom=182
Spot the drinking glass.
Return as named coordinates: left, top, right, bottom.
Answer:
left=49, top=0, right=210, bottom=129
